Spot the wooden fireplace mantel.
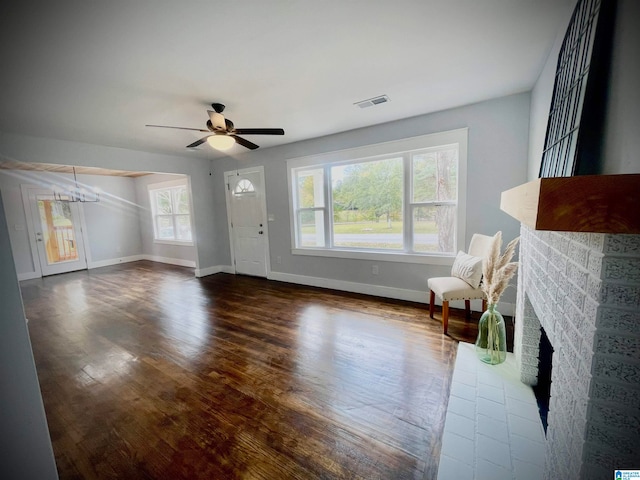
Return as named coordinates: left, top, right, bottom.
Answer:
left=500, top=174, right=640, bottom=234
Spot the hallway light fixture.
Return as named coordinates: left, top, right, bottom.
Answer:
left=53, top=167, right=100, bottom=203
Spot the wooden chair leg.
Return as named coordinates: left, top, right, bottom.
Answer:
left=429, top=291, right=435, bottom=319
left=442, top=301, right=449, bottom=334
left=465, top=300, right=471, bottom=320
left=482, top=299, right=487, bottom=312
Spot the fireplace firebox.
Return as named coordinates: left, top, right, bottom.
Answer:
left=532, top=327, right=553, bottom=434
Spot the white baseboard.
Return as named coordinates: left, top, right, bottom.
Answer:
left=90, top=255, right=196, bottom=269
left=19, top=255, right=516, bottom=315
left=142, top=255, right=196, bottom=268
left=267, top=271, right=515, bottom=315
left=497, top=302, right=515, bottom=316
left=88, top=255, right=145, bottom=269
left=17, top=271, right=40, bottom=281
left=268, top=271, right=428, bottom=303
left=430, top=297, right=515, bottom=316
left=195, top=265, right=234, bottom=277
left=20, top=255, right=196, bottom=278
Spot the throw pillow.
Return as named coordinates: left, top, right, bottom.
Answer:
left=451, top=250, right=483, bottom=288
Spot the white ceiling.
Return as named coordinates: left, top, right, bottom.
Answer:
left=0, top=1, right=573, bottom=159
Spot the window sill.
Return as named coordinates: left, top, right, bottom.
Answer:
left=291, top=247, right=455, bottom=265
left=153, top=239, right=194, bottom=247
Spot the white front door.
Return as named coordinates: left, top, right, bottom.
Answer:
left=225, top=168, right=269, bottom=277
left=27, top=189, right=88, bottom=276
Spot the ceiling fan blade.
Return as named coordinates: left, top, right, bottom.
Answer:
left=231, top=135, right=259, bottom=150
left=146, top=124, right=209, bottom=133
left=186, top=136, right=210, bottom=148
left=233, top=128, right=285, bottom=135
left=207, top=110, right=226, bottom=131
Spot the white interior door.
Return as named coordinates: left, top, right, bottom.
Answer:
left=27, top=189, right=88, bottom=276
left=225, top=168, right=269, bottom=277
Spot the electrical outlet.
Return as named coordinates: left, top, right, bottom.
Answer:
left=276, top=256, right=282, bottom=265
left=372, top=265, right=379, bottom=275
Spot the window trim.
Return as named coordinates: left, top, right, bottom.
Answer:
left=147, top=178, right=194, bottom=246
left=287, top=128, right=467, bottom=264
left=233, top=178, right=256, bottom=195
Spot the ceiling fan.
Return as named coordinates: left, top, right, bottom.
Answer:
left=146, top=103, right=284, bottom=151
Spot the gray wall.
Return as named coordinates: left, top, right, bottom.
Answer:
left=601, top=0, right=640, bottom=174
left=528, top=0, right=640, bottom=178
left=0, top=170, right=38, bottom=274
left=0, top=132, right=221, bottom=270
left=134, top=173, right=196, bottom=263
left=0, top=196, right=58, bottom=480
left=81, top=174, right=142, bottom=262
left=212, top=93, right=530, bottom=304
left=1, top=93, right=531, bottom=305
left=0, top=170, right=143, bottom=277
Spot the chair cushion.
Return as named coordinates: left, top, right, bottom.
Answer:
left=428, top=276, right=486, bottom=301
left=451, top=250, right=483, bottom=288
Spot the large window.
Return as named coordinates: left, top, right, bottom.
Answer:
left=148, top=179, right=193, bottom=244
left=288, top=129, right=467, bottom=263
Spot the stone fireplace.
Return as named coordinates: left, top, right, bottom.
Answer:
left=514, top=226, right=640, bottom=479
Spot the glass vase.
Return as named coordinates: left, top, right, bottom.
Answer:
left=475, top=304, right=507, bottom=365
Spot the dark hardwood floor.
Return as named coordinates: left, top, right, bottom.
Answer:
left=20, top=261, right=505, bottom=480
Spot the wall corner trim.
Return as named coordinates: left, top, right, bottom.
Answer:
left=17, top=271, right=41, bottom=281
left=87, top=255, right=145, bottom=269
left=195, top=265, right=234, bottom=277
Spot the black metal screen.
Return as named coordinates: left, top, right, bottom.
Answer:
left=539, top=0, right=614, bottom=178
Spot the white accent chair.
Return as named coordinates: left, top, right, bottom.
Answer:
left=428, top=234, right=494, bottom=334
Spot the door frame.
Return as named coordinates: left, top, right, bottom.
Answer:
left=224, top=166, right=271, bottom=277
left=21, top=184, right=92, bottom=278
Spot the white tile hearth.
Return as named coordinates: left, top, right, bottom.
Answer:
left=438, top=342, right=545, bottom=480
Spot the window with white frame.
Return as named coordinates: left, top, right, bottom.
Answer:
left=148, top=179, right=193, bottom=244
left=288, top=129, right=467, bottom=263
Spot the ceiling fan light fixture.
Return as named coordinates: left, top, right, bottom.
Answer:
left=147, top=103, right=283, bottom=151
left=207, top=135, right=235, bottom=150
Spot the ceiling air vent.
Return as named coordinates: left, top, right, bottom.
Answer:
left=354, top=95, right=390, bottom=109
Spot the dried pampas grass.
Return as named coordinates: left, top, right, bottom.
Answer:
left=482, top=231, right=520, bottom=305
